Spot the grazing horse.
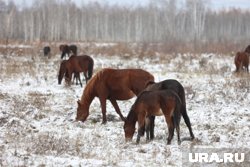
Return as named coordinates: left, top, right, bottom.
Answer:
left=58, top=60, right=82, bottom=87
left=58, top=55, right=94, bottom=86
left=144, top=79, right=195, bottom=141
left=76, top=68, right=154, bottom=124
left=60, top=44, right=78, bottom=59
left=124, top=90, right=182, bottom=144
left=43, top=46, right=51, bottom=57
left=234, top=52, right=249, bottom=72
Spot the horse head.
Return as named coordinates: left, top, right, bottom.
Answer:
left=123, top=117, right=136, bottom=142
left=76, top=100, right=89, bottom=122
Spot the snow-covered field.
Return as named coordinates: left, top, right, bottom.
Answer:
left=0, top=46, right=249, bottom=166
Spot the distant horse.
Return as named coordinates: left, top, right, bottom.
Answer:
left=43, top=46, right=51, bottom=57
left=76, top=68, right=154, bottom=124
left=234, top=52, right=249, bottom=72
left=58, top=55, right=94, bottom=86
left=60, top=44, right=78, bottom=59
left=144, top=79, right=195, bottom=141
left=59, top=60, right=82, bottom=87
left=244, top=45, right=250, bottom=54
left=124, top=90, right=182, bottom=144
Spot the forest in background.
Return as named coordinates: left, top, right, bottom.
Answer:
left=0, top=0, right=250, bottom=53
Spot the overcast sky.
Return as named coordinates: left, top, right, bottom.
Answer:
left=5, top=0, right=250, bottom=10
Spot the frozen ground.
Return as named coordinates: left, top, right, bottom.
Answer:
left=0, top=47, right=249, bottom=166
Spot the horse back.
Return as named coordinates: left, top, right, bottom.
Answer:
left=91, top=68, right=153, bottom=98
left=127, top=69, right=154, bottom=95
left=135, top=90, right=180, bottom=117
left=146, top=79, right=186, bottom=105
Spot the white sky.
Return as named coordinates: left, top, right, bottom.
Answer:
left=4, top=0, right=250, bottom=10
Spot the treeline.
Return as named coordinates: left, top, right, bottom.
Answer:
left=0, top=0, right=250, bottom=52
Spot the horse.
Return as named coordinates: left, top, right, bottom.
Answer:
left=43, top=46, right=51, bottom=57
left=124, top=89, right=182, bottom=144
left=59, top=60, right=83, bottom=87
left=76, top=68, right=154, bottom=124
left=60, top=44, right=77, bottom=59
left=234, top=51, right=249, bottom=72
left=58, top=55, right=94, bottom=86
left=144, top=79, right=195, bottom=141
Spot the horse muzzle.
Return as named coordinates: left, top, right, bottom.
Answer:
left=125, top=137, right=132, bottom=142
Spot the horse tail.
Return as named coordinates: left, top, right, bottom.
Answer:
left=171, top=91, right=182, bottom=128
left=88, top=57, right=94, bottom=80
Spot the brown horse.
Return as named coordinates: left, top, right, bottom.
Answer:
left=59, top=60, right=82, bottom=86
left=43, top=46, right=51, bottom=57
left=124, top=90, right=182, bottom=144
left=76, top=68, right=154, bottom=124
left=58, top=55, right=94, bottom=86
left=144, top=79, right=195, bottom=141
left=234, top=52, right=249, bottom=72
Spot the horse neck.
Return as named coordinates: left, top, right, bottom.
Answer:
left=80, top=83, right=95, bottom=110
left=126, top=108, right=137, bottom=126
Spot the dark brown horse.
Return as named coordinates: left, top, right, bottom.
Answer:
left=76, top=68, right=154, bottom=124
left=43, top=46, right=51, bottom=57
left=58, top=55, right=94, bottom=86
left=234, top=52, right=249, bottom=72
left=59, top=44, right=77, bottom=59
left=124, top=90, right=182, bottom=144
left=144, top=79, right=195, bottom=141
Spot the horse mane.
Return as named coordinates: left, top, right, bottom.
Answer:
left=80, top=69, right=104, bottom=103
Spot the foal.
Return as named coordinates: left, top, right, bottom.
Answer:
left=124, top=90, right=182, bottom=145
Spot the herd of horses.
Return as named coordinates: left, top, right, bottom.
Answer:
left=42, top=43, right=249, bottom=145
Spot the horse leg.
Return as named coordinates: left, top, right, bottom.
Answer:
left=137, top=126, right=145, bottom=144
left=176, top=122, right=181, bottom=145
left=76, top=72, right=82, bottom=87
left=61, top=53, right=64, bottom=59
left=83, top=71, right=88, bottom=84
left=67, top=71, right=73, bottom=86
left=78, top=73, right=82, bottom=87
left=136, top=113, right=146, bottom=144
left=99, top=97, right=107, bottom=124
left=149, top=115, right=155, bottom=140
left=109, top=99, right=126, bottom=121
left=145, top=117, right=151, bottom=142
left=181, top=105, right=195, bottom=139
left=164, top=114, right=174, bottom=145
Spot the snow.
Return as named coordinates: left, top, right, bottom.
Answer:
left=0, top=48, right=249, bottom=166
